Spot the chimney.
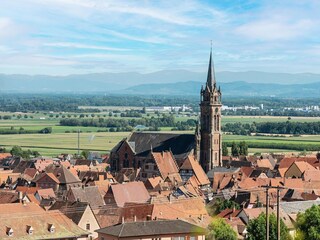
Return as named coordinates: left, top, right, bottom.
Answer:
left=121, top=217, right=125, bottom=223
left=133, top=215, right=137, bottom=222
left=22, top=199, right=27, bottom=206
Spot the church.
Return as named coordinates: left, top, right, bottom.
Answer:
left=109, top=49, right=222, bottom=174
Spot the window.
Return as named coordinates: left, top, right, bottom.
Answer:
left=153, top=165, right=157, bottom=170
left=145, top=164, right=149, bottom=169
left=142, top=173, right=147, bottom=178
left=190, top=236, right=196, bottom=240
left=86, top=223, right=90, bottom=230
left=172, top=237, right=185, bottom=240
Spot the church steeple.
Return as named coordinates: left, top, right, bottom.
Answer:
left=199, top=47, right=222, bottom=172
left=206, top=45, right=216, bottom=90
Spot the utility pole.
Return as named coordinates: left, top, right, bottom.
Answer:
left=77, top=129, right=80, bottom=156
left=266, top=187, right=269, bottom=240
left=277, top=187, right=282, bottom=240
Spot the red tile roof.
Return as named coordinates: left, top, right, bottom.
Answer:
left=16, top=186, right=40, bottom=194
left=36, top=188, right=56, bottom=199
left=111, top=182, right=150, bottom=207
left=180, top=155, right=210, bottom=186
left=279, top=156, right=319, bottom=169
left=0, top=202, right=88, bottom=239
left=152, top=151, right=180, bottom=180
left=217, top=208, right=241, bottom=218
left=0, top=153, right=11, bottom=160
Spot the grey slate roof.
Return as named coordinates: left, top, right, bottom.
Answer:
left=280, top=200, right=320, bottom=214
left=113, top=132, right=195, bottom=160
left=69, top=186, right=105, bottom=207
left=96, top=220, right=206, bottom=237
left=207, top=166, right=239, bottom=179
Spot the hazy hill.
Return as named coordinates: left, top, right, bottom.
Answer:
left=126, top=81, right=320, bottom=97
left=0, top=70, right=319, bottom=97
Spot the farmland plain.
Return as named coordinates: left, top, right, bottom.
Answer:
left=0, top=113, right=319, bottom=156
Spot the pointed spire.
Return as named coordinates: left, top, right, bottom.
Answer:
left=206, top=42, right=216, bottom=90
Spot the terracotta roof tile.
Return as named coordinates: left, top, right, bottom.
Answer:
left=180, top=155, right=210, bottom=186
left=279, top=156, right=319, bottom=169
left=240, top=167, right=254, bottom=178
left=0, top=202, right=88, bottom=239
left=0, top=153, right=11, bottom=160
left=303, top=169, right=320, bottom=182
left=37, top=188, right=56, bottom=199
left=145, top=176, right=163, bottom=189
left=217, top=208, right=241, bottom=218
left=16, top=186, right=40, bottom=194
left=257, top=159, right=273, bottom=169
left=110, top=182, right=150, bottom=207
left=152, top=151, right=180, bottom=180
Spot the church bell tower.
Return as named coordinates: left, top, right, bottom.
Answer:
left=199, top=48, right=222, bottom=172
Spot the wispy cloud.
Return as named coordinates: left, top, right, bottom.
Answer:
left=1, top=0, right=320, bottom=74
left=43, top=42, right=129, bottom=51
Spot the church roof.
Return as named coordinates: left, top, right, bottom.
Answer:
left=114, top=132, right=195, bottom=160
left=206, top=48, right=216, bottom=90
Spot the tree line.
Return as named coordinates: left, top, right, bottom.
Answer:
left=59, top=116, right=197, bottom=131
left=223, top=121, right=320, bottom=135
left=0, top=127, right=52, bottom=135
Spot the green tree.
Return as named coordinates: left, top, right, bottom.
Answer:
left=222, top=142, right=229, bottom=156
left=207, top=217, right=237, bottom=240
left=10, top=146, right=23, bottom=156
left=231, top=142, right=239, bottom=157
left=246, top=213, right=291, bottom=240
left=81, top=150, right=90, bottom=159
left=296, top=204, right=320, bottom=240
left=239, top=141, right=248, bottom=156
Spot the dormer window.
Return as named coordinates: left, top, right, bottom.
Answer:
left=48, top=224, right=55, bottom=233
left=27, top=226, right=34, bottom=235
left=6, top=227, right=13, bottom=237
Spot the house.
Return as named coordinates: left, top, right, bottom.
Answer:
left=151, top=197, right=209, bottom=227
left=139, top=151, right=182, bottom=183
left=35, top=188, right=56, bottom=201
left=105, top=182, right=150, bottom=207
left=67, top=185, right=105, bottom=208
left=0, top=202, right=88, bottom=239
left=95, top=220, right=206, bottom=240
left=50, top=201, right=100, bottom=240
left=145, top=176, right=164, bottom=190
left=284, top=161, right=315, bottom=178
left=110, top=132, right=196, bottom=172
left=0, top=191, right=19, bottom=204
left=34, top=172, right=60, bottom=191
left=119, top=203, right=154, bottom=223
left=115, top=168, right=140, bottom=183
left=180, top=155, right=210, bottom=187
left=0, top=170, right=20, bottom=188
left=35, top=164, right=82, bottom=192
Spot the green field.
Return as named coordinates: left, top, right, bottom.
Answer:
left=0, top=114, right=320, bottom=156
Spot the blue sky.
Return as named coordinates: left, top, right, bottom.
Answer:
left=0, top=0, right=319, bottom=75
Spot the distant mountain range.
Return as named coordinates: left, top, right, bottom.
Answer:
left=125, top=81, right=320, bottom=97
left=0, top=70, right=320, bottom=97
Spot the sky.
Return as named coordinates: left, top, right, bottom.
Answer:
left=0, top=0, right=320, bottom=75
